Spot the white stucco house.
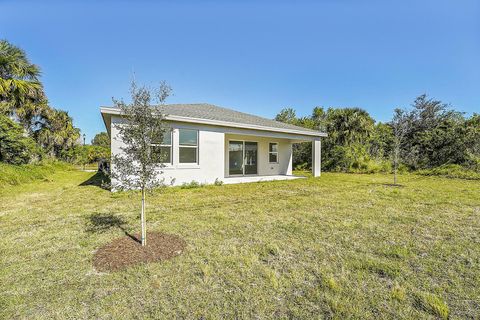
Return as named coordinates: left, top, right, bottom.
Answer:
left=100, top=103, right=326, bottom=186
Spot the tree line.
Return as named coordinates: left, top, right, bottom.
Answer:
left=0, top=40, right=109, bottom=165
left=2, top=39, right=478, bottom=177
left=275, top=95, right=480, bottom=175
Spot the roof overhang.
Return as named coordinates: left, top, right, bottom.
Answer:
left=100, top=107, right=327, bottom=138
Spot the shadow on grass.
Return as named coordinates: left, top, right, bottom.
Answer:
left=368, top=182, right=405, bottom=188
left=79, top=171, right=110, bottom=190
left=85, top=213, right=140, bottom=243
left=382, top=183, right=405, bottom=188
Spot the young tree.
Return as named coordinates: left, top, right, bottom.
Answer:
left=391, top=108, right=410, bottom=185
left=111, top=80, right=172, bottom=246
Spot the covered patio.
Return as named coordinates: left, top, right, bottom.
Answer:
left=224, top=131, right=323, bottom=181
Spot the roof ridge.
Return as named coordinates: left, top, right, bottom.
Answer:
left=159, top=103, right=319, bottom=132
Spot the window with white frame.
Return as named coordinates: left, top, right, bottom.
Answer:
left=151, top=130, right=172, bottom=164
left=269, top=142, right=278, bottom=163
left=179, top=129, right=198, bottom=163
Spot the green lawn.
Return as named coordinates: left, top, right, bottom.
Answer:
left=1, top=170, right=479, bottom=319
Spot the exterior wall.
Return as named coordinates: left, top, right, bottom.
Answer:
left=110, top=116, right=306, bottom=188
left=111, top=116, right=224, bottom=187
left=224, top=134, right=292, bottom=177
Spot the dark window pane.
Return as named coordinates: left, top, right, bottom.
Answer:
left=151, top=146, right=171, bottom=163
left=160, top=146, right=171, bottom=163
left=229, top=141, right=243, bottom=174
left=179, top=129, right=198, bottom=146
left=151, top=130, right=171, bottom=145
left=179, top=147, right=197, bottom=163
left=269, top=143, right=278, bottom=152
left=269, top=153, right=278, bottom=163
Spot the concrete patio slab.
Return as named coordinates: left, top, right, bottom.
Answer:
left=222, top=175, right=304, bottom=184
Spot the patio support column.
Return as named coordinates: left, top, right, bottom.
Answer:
left=312, top=139, right=321, bottom=177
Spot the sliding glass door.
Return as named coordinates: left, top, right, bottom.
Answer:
left=228, top=141, right=257, bottom=175
left=228, top=141, right=243, bottom=175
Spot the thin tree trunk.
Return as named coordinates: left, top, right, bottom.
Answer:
left=393, top=148, right=398, bottom=185
left=141, top=187, right=146, bottom=246
left=394, top=163, right=397, bottom=185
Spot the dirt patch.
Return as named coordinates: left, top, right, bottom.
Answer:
left=93, top=232, right=186, bottom=272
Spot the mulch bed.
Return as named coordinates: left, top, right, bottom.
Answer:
left=93, top=232, right=186, bottom=272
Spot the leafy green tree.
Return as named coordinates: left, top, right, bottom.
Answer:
left=390, top=109, right=410, bottom=185
left=320, top=108, right=376, bottom=172
left=369, top=122, right=393, bottom=160
left=397, top=94, right=477, bottom=170
left=311, top=106, right=328, bottom=131
left=276, top=95, right=479, bottom=174
left=111, top=80, right=172, bottom=246
left=0, top=115, right=39, bottom=164
left=275, top=108, right=297, bottom=124
left=464, top=114, right=480, bottom=170
left=87, top=145, right=110, bottom=162
left=276, top=108, right=308, bottom=168
left=325, top=108, right=375, bottom=145
left=276, top=106, right=378, bottom=171
left=61, top=145, right=110, bottom=165
left=92, top=132, right=110, bottom=148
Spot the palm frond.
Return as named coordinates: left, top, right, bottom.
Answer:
left=0, top=39, right=41, bottom=81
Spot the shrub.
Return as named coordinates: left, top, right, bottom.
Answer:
left=214, top=178, right=223, bottom=186
left=323, top=144, right=391, bottom=174
left=294, top=162, right=309, bottom=171
left=351, top=159, right=391, bottom=174
left=416, top=164, right=480, bottom=180
left=465, top=153, right=480, bottom=172
left=0, top=115, right=40, bottom=164
left=181, top=180, right=204, bottom=189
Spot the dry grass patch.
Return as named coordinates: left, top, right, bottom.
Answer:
left=0, top=170, right=479, bottom=319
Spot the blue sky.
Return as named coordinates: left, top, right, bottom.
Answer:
left=1, top=0, right=479, bottom=142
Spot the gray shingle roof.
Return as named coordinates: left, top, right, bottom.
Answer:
left=101, top=103, right=325, bottom=136
left=153, top=103, right=322, bottom=134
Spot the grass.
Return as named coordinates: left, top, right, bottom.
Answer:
left=415, top=292, right=450, bottom=319
left=0, top=161, right=73, bottom=187
left=74, top=163, right=99, bottom=171
left=0, top=170, right=479, bottom=319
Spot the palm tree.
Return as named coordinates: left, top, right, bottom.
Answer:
left=327, top=108, right=374, bottom=145
left=35, top=108, right=80, bottom=157
left=0, top=40, right=45, bottom=128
